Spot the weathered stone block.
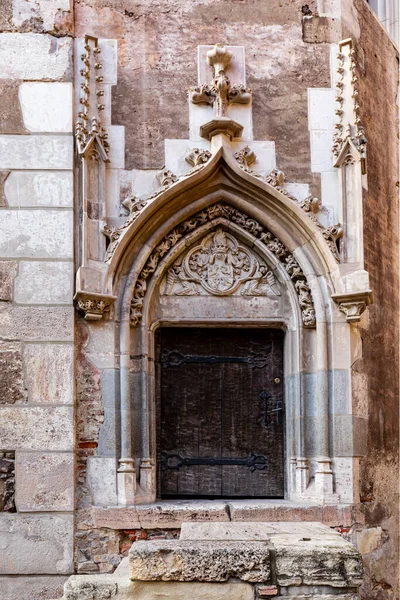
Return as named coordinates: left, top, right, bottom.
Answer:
left=0, top=451, right=15, bottom=512
left=0, top=81, right=27, bottom=134
left=0, top=136, right=73, bottom=170
left=0, top=305, right=74, bottom=341
left=14, top=261, right=73, bottom=304
left=23, top=343, right=73, bottom=404
left=0, top=341, right=26, bottom=404
left=0, top=575, right=68, bottom=600
left=4, top=171, right=73, bottom=207
left=87, top=457, right=117, bottom=507
left=0, top=406, right=73, bottom=450
left=15, top=451, right=74, bottom=512
left=0, top=34, right=72, bottom=80
left=19, top=82, right=73, bottom=133
left=129, top=540, right=271, bottom=582
left=12, top=0, right=72, bottom=32
left=0, top=210, right=72, bottom=258
left=0, top=261, right=17, bottom=301
left=0, top=514, right=73, bottom=574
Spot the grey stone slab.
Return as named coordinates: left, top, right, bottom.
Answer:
left=23, top=344, right=74, bottom=405
left=0, top=210, right=72, bottom=259
left=0, top=136, right=73, bottom=170
left=129, top=540, right=271, bottom=582
left=97, top=369, right=117, bottom=456
left=14, top=261, right=73, bottom=304
left=86, top=457, right=117, bottom=507
left=4, top=171, right=73, bottom=207
left=0, top=576, right=68, bottom=600
left=0, top=305, right=74, bottom=341
left=0, top=514, right=74, bottom=574
left=328, top=369, right=350, bottom=415
left=302, top=371, right=329, bottom=417
left=15, top=451, right=74, bottom=512
left=0, top=406, right=73, bottom=450
left=180, top=521, right=340, bottom=541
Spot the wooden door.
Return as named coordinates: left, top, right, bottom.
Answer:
left=156, top=328, right=284, bottom=498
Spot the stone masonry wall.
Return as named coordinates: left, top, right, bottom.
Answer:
left=0, top=2, right=75, bottom=599
left=342, top=1, right=400, bottom=599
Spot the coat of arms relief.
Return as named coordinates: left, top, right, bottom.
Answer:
left=163, top=228, right=281, bottom=297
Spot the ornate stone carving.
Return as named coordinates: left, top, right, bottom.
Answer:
left=333, top=39, right=367, bottom=172
left=130, top=203, right=316, bottom=328
left=331, top=290, right=373, bottom=323
left=157, top=169, right=178, bottom=188
left=164, top=228, right=280, bottom=297
left=185, top=148, right=212, bottom=167
left=265, top=169, right=343, bottom=262
left=189, top=44, right=251, bottom=140
left=75, top=35, right=109, bottom=159
left=234, top=146, right=259, bottom=175
left=74, top=292, right=116, bottom=321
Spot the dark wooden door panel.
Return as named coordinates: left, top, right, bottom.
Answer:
left=156, top=328, right=284, bottom=498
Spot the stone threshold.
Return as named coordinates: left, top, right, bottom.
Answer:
left=92, top=499, right=363, bottom=529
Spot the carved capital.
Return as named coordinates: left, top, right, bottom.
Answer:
left=332, top=290, right=373, bottom=322
left=74, top=291, right=116, bottom=321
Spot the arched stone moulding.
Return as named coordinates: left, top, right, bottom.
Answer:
left=90, top=145, right=366, bottom=508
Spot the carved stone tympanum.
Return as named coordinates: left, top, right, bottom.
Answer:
left=164, top=228, right=280, bottom=297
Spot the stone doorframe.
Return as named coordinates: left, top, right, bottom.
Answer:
left=76, top=144, right=372, bottom=507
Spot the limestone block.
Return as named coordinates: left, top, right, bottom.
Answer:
left=0, top=406, right=73, bottom=450
left=0, top=210, right=73, bottom=258
left=0, top=575, right=68, bottom=600
left=14, top=261, right=73, bottom=304
left=0, top=514, right=73, bottom=574
left=273, top=537, right=363, bottom=587
left=23, top=343, right=73, bottom=404
left=0, top=34, right=72, bottom=80
left=4, top=171, right=73, bottom=207
left=0, top=261, right=17, bottom=301
left=0, top=341, right=26, bottom=404
left=87, top=457, right=117, bottom=507
left=0, top=305, right=74, bottom=341
left=64, top=576, right=254, bottom=600
left=356, top=527, right=383, bottom=555
left=19, top=83, right=73, bottom=133
left=308, top=89, right=335, bottom=131
left=180, top=521, right=337, bottom=541
left=15, top=451, right=74, bottom=512
left=0, top=81, right=27, bottom=134
left=0, top=136, right=73, bottom=170
left=310, top=130, right=334, bottom=173
left=92, top=500, right=230, bottom=530
left=105, top=126, right=125, bottom=169
left=129, top=540, right=271, bottom=582
left=12, top=0, right=72, bottom=32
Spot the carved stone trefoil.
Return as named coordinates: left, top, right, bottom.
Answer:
left=74, top=292, right=116, bottom=321
left=130, top=203, right=316, bottom=328
left=331, top=290, right=373, bottom=323
left=189, top=44, right=251, bottom=141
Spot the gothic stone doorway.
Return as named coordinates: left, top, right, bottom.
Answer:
left=156, top=327, right=285, bottom=499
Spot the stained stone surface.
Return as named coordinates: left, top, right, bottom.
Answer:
left=129, top=540, right=271, bottom=582
left=0, top=261, right=17, bottom=302
left=0, top=341, right=26, bottom=404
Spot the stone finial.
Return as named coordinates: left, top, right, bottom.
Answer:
left=206, top=44, right=232, bottom=73
left=189, top=43, right=251, bottom=141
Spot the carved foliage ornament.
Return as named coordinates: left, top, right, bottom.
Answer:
left=189, top=44, right=251, bottom=118
left=130, top=203, right=316, bottom=328
left=165, top=228, right=280, bottom=297
left=102, top=149, right=212, bottom=263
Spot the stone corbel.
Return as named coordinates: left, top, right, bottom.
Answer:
left=332, top=290, right=373, bottom=323
left=74, top=291, right=116, bottom=321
